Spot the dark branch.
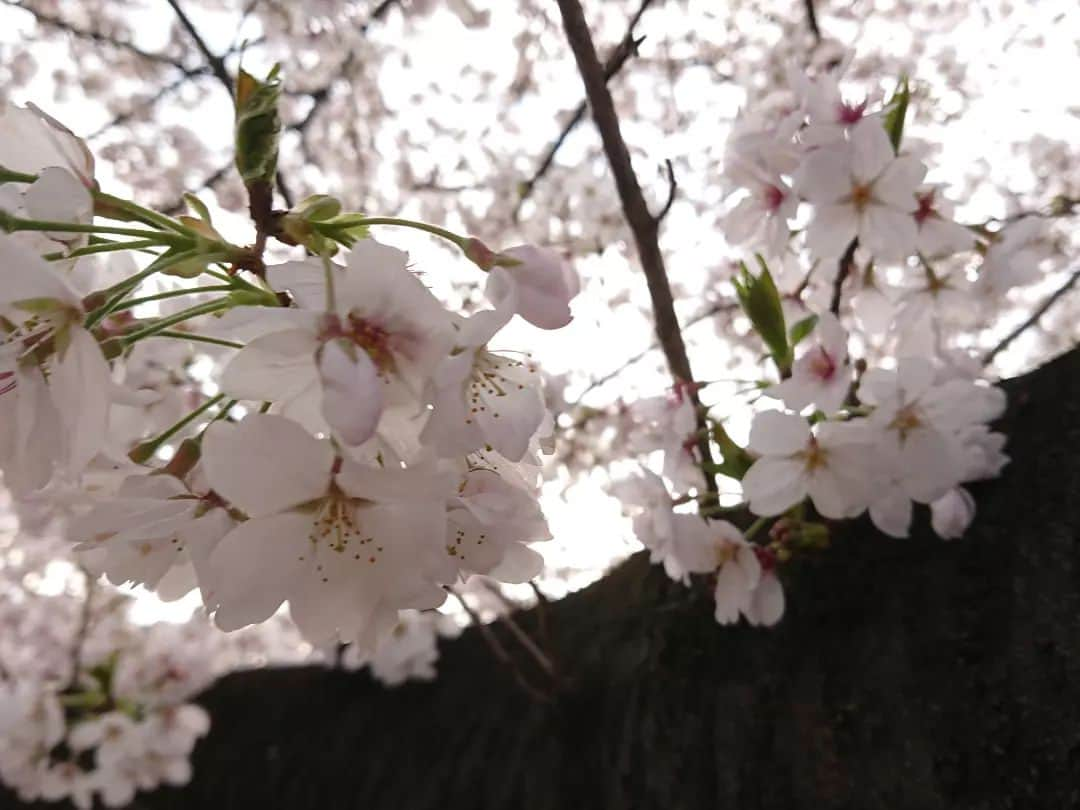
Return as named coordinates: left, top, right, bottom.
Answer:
left=804, top=0, right=822, bottom=42
left=512, top=1, right=651, bottom=221
left=829, top=238, right=858, bottom=315
left=983, top=267, right=1080, bottom=366
left=165, top=0, right=234, bottom=98
left=2, top=0, right=188, bottom=69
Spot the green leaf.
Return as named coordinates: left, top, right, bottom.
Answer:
left=788, top=314, right=819, bottom=347
left=708, top=424, right=753, bottom=482
left=735, top=256, right=791, bottom=375
left=183, top=193, right=213, bottom=224
left=883, top=76, right=910, bottom=153
left=234, top=65, right=282, bottom=188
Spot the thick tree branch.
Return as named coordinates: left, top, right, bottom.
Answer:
left=512, top=0, right=653, bottom=221
left=556, top=0, right=717, bottom=490
left=983, top=267, right=1080, bottom=366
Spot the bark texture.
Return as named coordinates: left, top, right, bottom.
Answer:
left=8, top=345, right=1080, bottom=809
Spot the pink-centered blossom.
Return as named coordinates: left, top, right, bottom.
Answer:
left=795, top=119, right=926, bottom=261
left=767, top=311, right=851, bottom=414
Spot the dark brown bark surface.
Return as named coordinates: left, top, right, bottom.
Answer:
left=7, top=344, right=1080, bottom=810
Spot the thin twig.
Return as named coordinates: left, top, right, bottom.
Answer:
left=512, top=0, right=654, bottom=221
left=830, top=238, right=858, bottom=315
left=574, top=299, right=738, bottom=401
left=654, top=159, right=677, bottom=223
left=983, top=267, right=1080, bottom=366
left=3, top=0, right=188, bottom=68
left=448, top=589, right=552, bottom=703
left=557, top=0, right=718, bottom=495
left=479, top=581, right=558, bottom=680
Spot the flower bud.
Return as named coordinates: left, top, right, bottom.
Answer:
left=486, top=244, right=579, bottom=330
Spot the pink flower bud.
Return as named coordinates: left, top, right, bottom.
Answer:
left=486, top=245, right=579, bottom=330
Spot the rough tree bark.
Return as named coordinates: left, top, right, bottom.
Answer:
left=7, top=343, right=1080, bottom=809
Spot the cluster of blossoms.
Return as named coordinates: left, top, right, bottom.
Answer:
left=0, top=81, right=577, bottom=802
left=613, top=67, right=1017, bottom=626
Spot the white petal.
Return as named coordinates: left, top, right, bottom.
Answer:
left=51, top=326, right=110, bottom=475
left=220, top=329, right=319, bottom=402
left=874, top=156, right=926, bottom=208
left=747, top=410, right=810, bottom=456
left=0, top=234, right=82, bottom=307
left=317, top=340, right=383, bottom=446
left=745, top=572, right=785, bottom=626
left=25, top=166, right=92, bottom=225
left=206, top=512, right=309, bottom=631
left=202, top=414, right=332, bottom=517
left=860, top=203, right=918, bottom=261
left=742, top=457, right=806, bottom=516
left=794, top=144, right=853, bottom=204
left=869, top=490, right=913, bottom=538
left=850, top=119, right=895, bottom=183
left=806, top=202, right=858, bottom=259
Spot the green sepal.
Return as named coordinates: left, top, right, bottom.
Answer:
left=788, top=314, right=819, bottom=348
left=883, top=76, right=910, bottom=154
left=733, top=255, right=791, bottom=375
left=234, top=65, right=282, bottom=188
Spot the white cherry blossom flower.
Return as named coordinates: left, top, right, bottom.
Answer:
left=421, top=303, right=545, bottom=462
left=930, top=487, right=976, bottom=539
left=741, top=410, right=880, bottom=519
left=201, top=413, right=455, bottom=644
left=767, top=311, right=851, bottom=414
left=913, top=186, right=975, bottom=258
left=486, top=244, right=579, bottom=330
left=795, top=119, right=926, bottom=261
left=0, top=236, right=112, bottom=492
left=977, top=216, right=1050, bottom=294
left=222, top=239, right=452, bottom=446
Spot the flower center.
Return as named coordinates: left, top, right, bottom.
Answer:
left=888, top=404, right=922, bottom=439
left=304, top=492, right=383, bottom=573
left=319, top=313, right=396, bottom=374
left=914, top=191, right=936, bottom=225
left=463, top=350, right=533, bottom=426
left=807, top=346, right=837, bottom=381
left=837, top=100, right=867, bottom=124
left=851, top=183, right=873, bottom=211
left=798, top=437, right=828, bottom=471
left=763, top=184, right=785, bottom=213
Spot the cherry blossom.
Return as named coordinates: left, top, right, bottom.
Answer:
left=420, top=303, right=545, bottom=462
left=795, top=118, right=926, bottom=261
left=485, top=244, right=580, bottom=330
left=767, top=311, right=851, bottom=414
left=741, top=410, right=880, bottom=519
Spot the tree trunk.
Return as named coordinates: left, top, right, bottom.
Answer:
left=11, top=345, right=1080, bottom=809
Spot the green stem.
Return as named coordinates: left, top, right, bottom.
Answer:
left=129, top=393, right=226, bottom=463
left=322, top=215, right=467, bottom=247
left=109, top=285, right=235, bottom=312
left=93, top=191, right=197, bottom=237
left=744, top=516, right=770, bottom=542
left=153, top=330, right=244, bottom=349
left=85, top=248, right=212, bottom=330
left=0, top=165, right=36, bottom=184
left=121, top=299, right=233, bottom=345
left=43, top=239, right=164, bottom=262
left=0, top=213, right=190, bottom=245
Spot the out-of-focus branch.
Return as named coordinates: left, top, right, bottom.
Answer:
left=983, top=267, right=1080, bottom=366
left=165, top=0, right=234, bottom=98
left=575, top=299, right=739, bottom=402
left=830, top=238, right=858, bottom=315
left=512, top=0, right=653, bottom=221
left=556, top=0, right=719, bottom=494
left=804, top=0, right=822, bottom=42
left=164, top=0, right=295, bottom=209
left=2, top=0, right=188, bottom=68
